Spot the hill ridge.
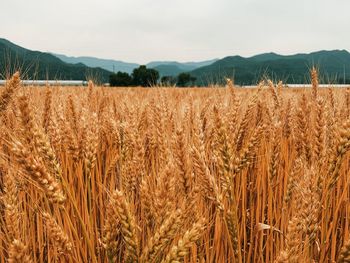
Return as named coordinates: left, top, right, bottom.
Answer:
left=190, top=49, right=350, bottom=85
left=0, top=38, right=112, bottom=82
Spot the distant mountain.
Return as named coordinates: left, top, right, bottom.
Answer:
left=2, top=38, right=349, bottom=86
left=152, top=64, right=185, bottom=77
left=0, top=38, right=112, bottom=82
left=52, top=54, right=218, bottom=77
left=53, top=53, right=139, bottom=74
left=190, top=50, right=350, bottom=85
left=182, top=59, right=220, bottom=69
left=147, top=59, right=218, bottom=76
left=147, top=61, right=194, bottom=72
left=250, top=52, right=283, bottom=62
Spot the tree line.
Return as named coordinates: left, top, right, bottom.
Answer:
left=109, top=65, right=197, bottom=87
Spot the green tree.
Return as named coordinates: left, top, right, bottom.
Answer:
left=132, top=65, right=159, bottom=87
left=109, top=72, right=132, bottom=86
left=176, top=73, right=197, bottom=87
left=161, top=75, right=176, bottom=86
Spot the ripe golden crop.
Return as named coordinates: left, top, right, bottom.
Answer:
left=1, top=72, right=350, bottom=262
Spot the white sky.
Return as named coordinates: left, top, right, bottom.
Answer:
left=1, top=0, right=349, bottom=64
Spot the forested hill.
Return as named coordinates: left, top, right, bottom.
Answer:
left=1, top=38, right=350, bottom=86
left=0, top=38, right=111, bottom=83
left=190, top=50, right=350, bottom=85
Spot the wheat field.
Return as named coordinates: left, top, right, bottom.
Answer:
left=0, top=71, right=350, bottom=262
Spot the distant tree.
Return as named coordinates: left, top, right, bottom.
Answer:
left=177, top=73, right=197, bottom=87
left=109, top=72, right=132, bottom=86
left=161, top=75, right=176, bottom=86
left=132, top=65, right=159, bottom=86
left=189, top=76, right=196, bottom=86
left=339, top=77, right=350, bottom=84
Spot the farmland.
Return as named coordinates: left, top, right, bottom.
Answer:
left=1, top=72, right=350, bottom=262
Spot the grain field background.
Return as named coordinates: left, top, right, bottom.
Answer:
left=1, top=71, right=350, bottom=262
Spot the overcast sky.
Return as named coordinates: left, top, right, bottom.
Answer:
left=1, top=0, right=349, bottom=64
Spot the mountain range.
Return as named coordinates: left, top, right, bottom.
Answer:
left=53, top=53, right=139, bottom=74
left=191, top=50, right=350, bottom=85
left=1, top=38, right=350, bottom=85
left=53, top=53, right=218, bottom=76
left=0, top=38, right=111, bottom=83
left=147, top=59, right=219, bottom=77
